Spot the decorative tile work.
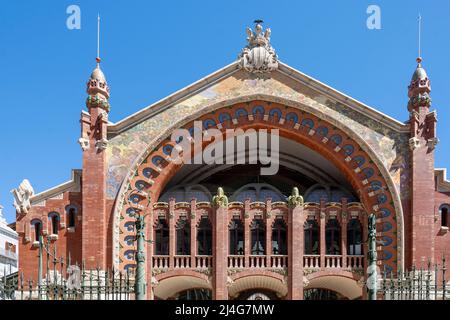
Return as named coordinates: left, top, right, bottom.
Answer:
left=114, top=102, right=401, bottom=274
left=106, top=70, right=410, bottom=201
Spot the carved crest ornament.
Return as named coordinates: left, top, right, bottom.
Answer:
left=238, top=20, right=278, bottom=74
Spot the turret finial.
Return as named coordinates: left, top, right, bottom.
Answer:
left=417, top=13, right=422, bottom=62
left=97, top=14, right=101, bottom=66
left=407, top=15, right=431, bottom=112
left=86, top=14, right=110, bottom=111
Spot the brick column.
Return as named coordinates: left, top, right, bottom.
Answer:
left=81, top=62, right=110, bottom=271
left=407, top=63, right=436, bottom=267
left=341, top=198, right=348, bottom=268
left=244, top=199, right=251, bottom=266
left=212, top=204, right=228, bottom=299
left=169, top=199, right=176, bottom=268
left=266, top=199, right=272, bottom=267
left=410, top=109, right=437, bottom=265
left=190, top=199, right=197, bottom=267
left=81, top=106, right=107, bottom=269
left=320, top=199, right=326, bottom=268
left=287, top=203, right=305, bottom=300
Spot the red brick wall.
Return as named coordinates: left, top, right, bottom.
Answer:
left=16, top=192, right=82, bottom=281
left=433, top=191, right=450, bottom=264
left=409, top=107, right=437, bottom=266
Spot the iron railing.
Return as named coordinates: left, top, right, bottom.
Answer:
left=1, top=266, right=135, bottom=300
left=3, top=257, right=449, bottom=300
left=380, top=256, right=449, bottom=300
left=1, top=234, right=135, bottom=300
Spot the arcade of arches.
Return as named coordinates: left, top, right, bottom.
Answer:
left=119, top=101, right=397, bottom=300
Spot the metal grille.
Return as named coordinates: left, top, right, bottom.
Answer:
left=1, top=235, right=135, bottom=300
left=380, top=256, right=448, bottom=300
left=1, top=267, right=135, bottom=300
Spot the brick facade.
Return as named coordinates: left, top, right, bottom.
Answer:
left=12, top=51, right=450, bottom=300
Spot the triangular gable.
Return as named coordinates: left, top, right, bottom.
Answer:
left=107, top=60, right=408, bottom=137
left=105, top=59, right=410, bottom=199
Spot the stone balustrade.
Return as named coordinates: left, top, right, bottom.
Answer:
left=135, top=198, right=367, bottom=278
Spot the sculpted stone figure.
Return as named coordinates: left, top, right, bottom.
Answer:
left=288, top=187, right=304, bottom=208
left=11, top=179, right=35, bottom=214
left=212, top=187, right=228, bottom=208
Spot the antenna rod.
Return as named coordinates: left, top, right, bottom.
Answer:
left=97, top=14, right=101, bottom=62
left=418, top=13, right=422, bottom=58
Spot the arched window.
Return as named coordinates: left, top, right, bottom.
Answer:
left=251, top=219, right=266, bottom=255
left=326, top=219, right=341, bottom=255
left=66, top=206, right=77, bottom=228
left=176, top=289, right=212, bottom=300
left=31, top=220, right=42, bottom=242
left=48, top=212, right=60, bottom=235
left=154, top=218, right=169, bottom=255
left=197, top=217, right=212, bottom=255
left=347, top=219, right=363, bottom=255
left=304, top=186, right=329, bottom=203
left=440, top=205, right=449, bottom=228
left=230, top=183, right=285, bottom=202
left=272, top=219, right=287, bottom=255
left=229, top=219, right=244, bottom=255
left=176, top=217, right=190, bottom=255
left=304, top=219, right=319, bottom=254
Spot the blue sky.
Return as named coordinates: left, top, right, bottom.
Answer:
left=0, top=0, right=449, bottom=223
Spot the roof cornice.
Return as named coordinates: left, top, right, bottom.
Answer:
left=277, top=62, right=410, bottom=133
left=30, top=169, right=82, bottom=205
left=107, top=62, right=240, bottom=137
left=106, top=60, right=410, bottom=137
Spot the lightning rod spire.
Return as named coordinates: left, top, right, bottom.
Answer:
left=417, top=13, right=422, bottom=64
left=97, top=14, right=101, bottom=65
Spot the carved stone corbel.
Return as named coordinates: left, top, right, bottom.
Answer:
left=303, top=276, right=310, bottom=287
left=78, top=137, right=90, bottom=151
left=409, top=137, right=420, bottom=151
left=151, top=276, right=159, bottom=287
left=95, top=138, right=108, bottom=151
left=226, top=276, right=235, bottom=287
left=426, top=137, right=439, bottom=150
